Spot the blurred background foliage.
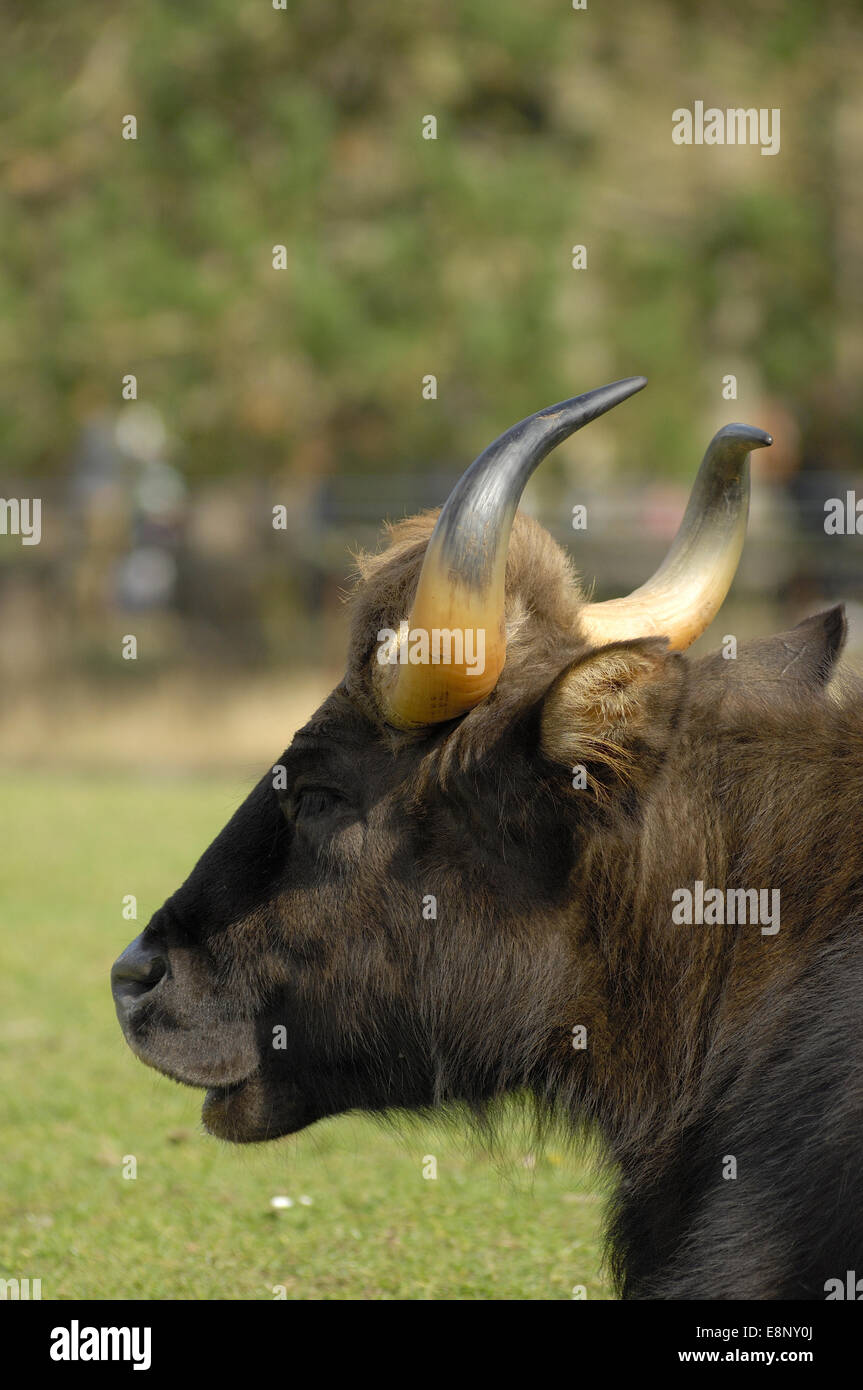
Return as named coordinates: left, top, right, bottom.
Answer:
left=1, top=0, right=863, bottom=757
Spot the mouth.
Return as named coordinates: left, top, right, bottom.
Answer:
left=113, top=1000, right=315, bottom=1143
left=202, top=1079, right=254, bottom=1139
left=202, top=1073, right=313, bottom=1143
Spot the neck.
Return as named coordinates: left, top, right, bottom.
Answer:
left=574, top=692, right=863, bottom=1164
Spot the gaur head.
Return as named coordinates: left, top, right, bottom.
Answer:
left=112, top=378, right=841, bottom=1147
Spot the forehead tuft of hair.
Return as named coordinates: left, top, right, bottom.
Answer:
left=344, top=512, right=590, bottom=730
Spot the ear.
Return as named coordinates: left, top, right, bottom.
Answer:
left=538, top=638, right=688, bottom=806
left=698, top=606, right=846, bottom=693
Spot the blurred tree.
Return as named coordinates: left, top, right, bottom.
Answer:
left=0, top=0, right=861, bottom=493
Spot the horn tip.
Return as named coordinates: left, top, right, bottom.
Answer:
left=714, top=422, right=773, bottom=450
left=613, top=374, right=648, bottom=398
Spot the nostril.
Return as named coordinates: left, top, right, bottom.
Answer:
left=111, top=934, right=168, bottom=1004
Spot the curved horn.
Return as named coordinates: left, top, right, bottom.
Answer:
left=378, top=377, right=648, bottom=729
left=580, top=422, right=772, bottom=650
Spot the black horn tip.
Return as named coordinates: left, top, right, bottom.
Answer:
left=712, top=422, right=773, bottom=450
left=534, top=375, right=647, bottom=432
left=601, top=374, right=648, bottom=394
left=573, top=374, right=648, bottom=413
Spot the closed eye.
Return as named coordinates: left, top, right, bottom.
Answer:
left=290, top=786, right=348, bottom=821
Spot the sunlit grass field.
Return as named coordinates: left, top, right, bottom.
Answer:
left=0, top=772, right=610, bottom=1300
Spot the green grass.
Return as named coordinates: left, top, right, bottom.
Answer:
left=0, top=772, right=611, bottom=1299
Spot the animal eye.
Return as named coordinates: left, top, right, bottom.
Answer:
left=291, top=786, right=346, bottom=821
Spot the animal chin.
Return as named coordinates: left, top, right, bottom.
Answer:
left=202, top=1074, right=311, bottom=1143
